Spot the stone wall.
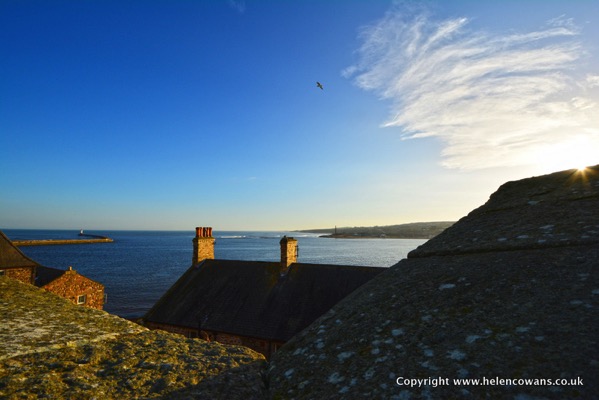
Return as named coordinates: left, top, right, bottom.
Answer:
left=239, top=335, right=284, bottom=360
left=145, top=321, right=284, bottom=359
left=0, top=267, right=34, bottom=284
left=41, top=268, right=105, bottom=310
left=144, top=320, right=200, bottom=338
left=216, top=332, right=243, bottom=345
left=216, top=333, right=278, bottom=358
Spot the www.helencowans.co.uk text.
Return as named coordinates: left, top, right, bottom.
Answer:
left=396, top=376, right=583, bottom=388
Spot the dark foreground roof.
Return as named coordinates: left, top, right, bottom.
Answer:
left=269, top=166, right=599, bottom=399
left=145, top=260, right=385, bottom=341
left=0, top=231, right=39, bottom=269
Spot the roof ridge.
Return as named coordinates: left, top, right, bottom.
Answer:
left=0, top=230, right=42, bottom=268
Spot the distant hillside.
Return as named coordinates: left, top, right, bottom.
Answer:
left=297, top=221, right=455, bottom=239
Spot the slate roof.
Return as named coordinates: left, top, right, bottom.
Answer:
left=0, top=230, right=40, bottom=269
left=34, top=265, right=66, bottom=287
left=269, top=165, right=599, bottom=399
left=144, top=259, right=385, bottom=342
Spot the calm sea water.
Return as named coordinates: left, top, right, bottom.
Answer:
left=4, top=229, right=426, bottom=318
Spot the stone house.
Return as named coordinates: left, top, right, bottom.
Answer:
left=143, top=227, right=385, bottom=358
left=0, top=230, right=105, bottom=309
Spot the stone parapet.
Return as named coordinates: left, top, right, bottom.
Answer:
left=409, top=166, right=599, bottom=258
left=0, top=277, right=266, bottom=399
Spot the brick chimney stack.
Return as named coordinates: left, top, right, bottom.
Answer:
left=192, top=227, right=215, bottom=265
left=280, top=236, right=298, bottom=272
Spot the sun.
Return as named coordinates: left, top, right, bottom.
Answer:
left=533, top=136, right=598, bottom=174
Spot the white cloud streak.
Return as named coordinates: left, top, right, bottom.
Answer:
left=345, top=7, right=599, bottom=170
left=587, top=74, right=599, bottom=88
left=227, top=0, right=246, bottom=14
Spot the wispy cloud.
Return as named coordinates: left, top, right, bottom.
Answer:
left=227, top=0, right=246, bottom=14
left=344, top=6, right=599, bottom=170
left=587, top=74, right=599, bottom=88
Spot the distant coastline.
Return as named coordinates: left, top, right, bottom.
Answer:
left=297, top=221, right=455, bottom=240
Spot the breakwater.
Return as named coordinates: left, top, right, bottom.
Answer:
left=13, top=237, right=113, bottom=246
left=79, top=232, right=110, bottom=239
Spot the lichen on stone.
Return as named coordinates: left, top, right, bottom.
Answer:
left=1, top=277, right=266, bottom=399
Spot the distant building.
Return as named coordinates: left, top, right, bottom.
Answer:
left=143, top=227, right=385, bottom=358
left=0, top=230, right=105, bottom=309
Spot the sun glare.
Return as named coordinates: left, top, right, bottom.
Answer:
left=533, top=136, right=598, bottom=174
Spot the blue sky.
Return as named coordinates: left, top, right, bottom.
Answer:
left=1, top=0, right=598, bottom=230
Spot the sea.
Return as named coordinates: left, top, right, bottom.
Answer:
left=4, top=229, right=426, bottom=318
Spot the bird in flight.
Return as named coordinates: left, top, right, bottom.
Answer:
left=316, top=81, right=323, bottom=90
